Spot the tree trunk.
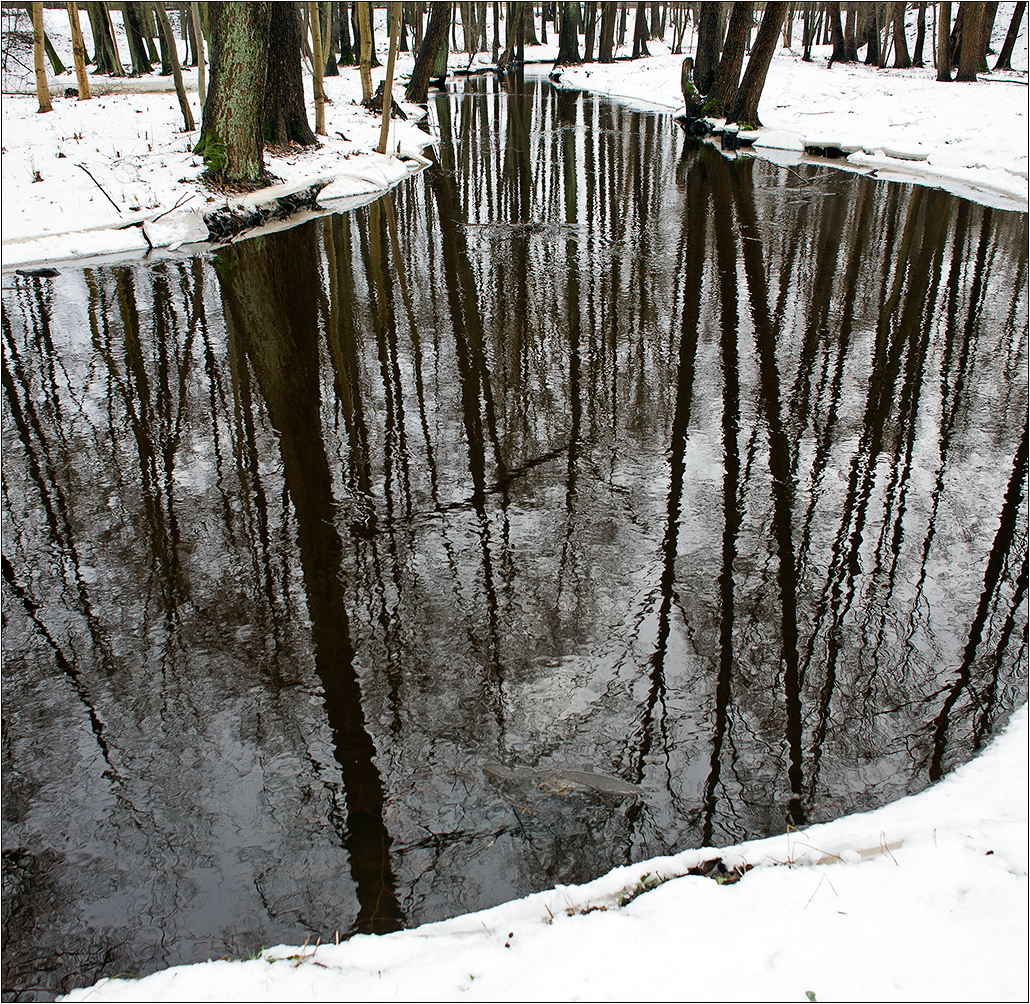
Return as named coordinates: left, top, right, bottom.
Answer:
left=912, top=2, right=927, bottom=66
left=31, top=2, right=52, bottom=112
left=379, top=2, right=401, bottom=153
left=406, top=0, right=450, bottom=101
left=191, top=1, right=205, bottom=105
left=557, top=1, right=582, bottom=64
left=309, top=2, right=327, bottom=134
left=863, top=2, right=880, bottom=64
left=155, top=1, right=194, bottom=129
left=694, top=1, right=720, bottom=93
left=954, top=0, right=985, bottom=79
left=980, top=2, right=999, bottom=68
left=583, top=1, right=597, bottom=61
left=67, top=2, right=92, bottom=99
left=340, top=0, right=355, bottom=64
left=195, top=2, right=270, bottom=183
left=844, top=3, right=859, bottom=59
left=263, top=2, right=316, bottom=147
left=994, top=0, right=1025, bottom=68
left=598, top=0, right=616, bottom=61
left=707, top=1, right=753, bottom=116
left=937, top=0, right=953, bottom=79
left=631, top=0, right=649, bottom=57
left=357, top=0, right=374, bottom=100
left=828, top=1, right=848, bottom=62
left=726, top=1, right=787, bottom=127
left=892, top=2, right=911, bottom=66
left=124, top=1, right=154, bottom=74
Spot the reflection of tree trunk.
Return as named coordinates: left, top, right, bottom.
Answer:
left=731, top=160, right=805, bottom=826
left=930, top=418, right=1028, bottom=781
left=216, top=227, right=403, bottom=936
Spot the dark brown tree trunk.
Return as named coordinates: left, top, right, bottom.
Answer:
left=912, top=2, right=927, bottom=65
left=583, top=1, right=597, bottom=61
left=863, top=2, right=880, bottom=63
left=195, top=2, right=271, bottom=183
left=598, top=0, right=616, bottom=61
left=994, top=0, right=1025, bottom=69
left=124, top=1, right=154, bottom=74
left=694, top=1, right=720, bottom=92
left=892, top=2, right=911, bottom=66
left=340, top=0, right=355, bottom=63
left=262, top=2, right=316, bottom=147
left=406, top=0, right=450, bottom=101
left=828, top=1, right=849, bottom=62
left=954, top=0, right=985, bottom=79
left=707, top=1, right=753, bottom=116
left=937, top=0, right=953, bottom=79
left=981, top=1, right=999, bottom=67
left=726, top=1, right=787, bottom=127
left=631, top=0, right=649, bottom=57
left=557, top=0, right=582, bottom=63
left=802, top=3, right=813, bottom=61
left=844, top=3, right=859, bottom=59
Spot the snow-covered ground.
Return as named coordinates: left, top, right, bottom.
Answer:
left=2, top=6, right=1028, bottom=1002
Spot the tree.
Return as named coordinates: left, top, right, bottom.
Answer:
left=694, top=2, right=720, bottom=94
left=154, top=2, right=194, bottom=131
left=195, top=3, right=271, bottom=184
left=598, top=0, right=616, bottom=62
left=994, top=1, right=1026, bottom=69
left=954, top=1, right=986, bottom=79
left=726, top=1, right=788, bottom=127
left=631, top=0, right=649, bottom=58
left=31, top=2, right=52, bottom=113
left=556, top=1, right=581, bottom=65
left=262, top=4, right=316, bottom=148
left=828, top=1, right=849, bottom=63
left=937, top=1, right=953, bottom=79
left=406, top=1, right=450, bottom=102
left=706, top=1, right=754, bottom=117
left=67, top=2, right=92, bottom=100
left=892, top=4, right=912, bottom=67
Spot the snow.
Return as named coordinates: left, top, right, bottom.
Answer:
left=3, top=6, right=1027, bottom=1002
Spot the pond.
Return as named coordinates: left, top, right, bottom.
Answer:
left=2, top=73, right=1027, bottom=1000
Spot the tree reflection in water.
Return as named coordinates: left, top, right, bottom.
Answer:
left=2, top=74, right=1027, bottom=998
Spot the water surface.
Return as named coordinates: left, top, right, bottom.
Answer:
left=3, top=75, right=1027, bottom=1000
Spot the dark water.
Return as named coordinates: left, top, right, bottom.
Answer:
left=2, top=74, right=1027, bottom=1000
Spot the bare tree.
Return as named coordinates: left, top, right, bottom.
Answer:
left=994, top=1, right=1026, bottom=69
left=32, top=2, right=52, bottom=112
left=726, top=1, right=788, bottom=127
left=406, top=1, right=450, bottom=102
left=67, top=2, right=92, bottom=99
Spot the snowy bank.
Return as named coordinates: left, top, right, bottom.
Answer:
left=58, top=707, right=1028, bottom=1002
left=558, top=41, right=1029, bottom=211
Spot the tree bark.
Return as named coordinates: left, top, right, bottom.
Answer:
left=937, top=0, right=953, bottom=79
left=557, top=0, right=582, bottom=64
left=263, top=3, right=316, bottom=147
left=694, top=1, right=720, bottom=93
left=191, top=1, right=205, bottom=105
left=707, top=1, right=753, bottom=116
left=67, top=2, right=92, bottom=99
left=357, top=0, right=374, bottom=101
left=631, top=0, right=649, bottom=58
left=726, top=1, right=787, bottom=127
left=598, top=1, right=616, bottom=62
left=828, top=1, right=848, bottom=62
left=892, top=3, right=912, bottom=66
left=378, top=1, right=400, bottom=153
left=155, top=1, right=194, bottom=130
left=31, top=2, right=52, bottom=112
left=994, top=0, right=1025, bottom=68
left=406, top=0, right=450, bottom=101
left=954, top=0, right=985, bottom=79
left=310, top=1, right=327, bottom=134
left=912, top=2, right=927, bottom=65
left=123, top=1, right=154, bottom=74
left=195, top=2, right=270, bottom=183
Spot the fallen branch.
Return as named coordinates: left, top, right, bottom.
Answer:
left=77, top=163, right=121, bottom=213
